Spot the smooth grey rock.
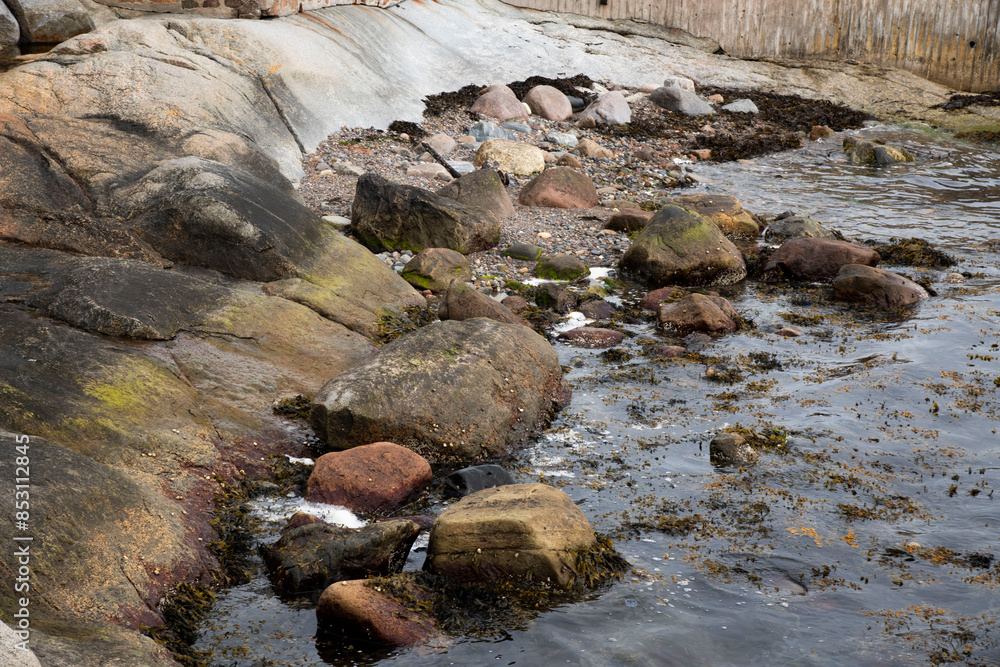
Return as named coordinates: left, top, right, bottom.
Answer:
left=0, top=2, right=18, bottom=46
left=545, top=131, right=579, bottom=148
left=567, top=95, right=585, bottom=110
left=1, top=621, right=42, bottom=667
left=500, top=120, right=533, bottom=134
left=322, top=215, right=352, bottom=231
left=721, top=98, right=759, bottom=113
left=577, top=91, right=632, bottom=125
left=446, top=160, right=476, bottom=175
left=333, top=161, right=365, bottom=177
left=662, top=75, right=696, bottom=92
left=649, top=86, right=715, bottom=116
left=468, top=120, right=516, bottom=142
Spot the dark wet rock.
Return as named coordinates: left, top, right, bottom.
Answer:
left=832, top=264, right=930, bottom=307
left=310, top=319, right=567, bottom=463
left=502, top=242, right=544, bottom=261
left=523, top=85, right=573, bottom=121
left=518, top=167, right=599, bottom=209
left=657, top=345, right=686, bottom=358
left=306, top=442, right=432, bottom=514
left=764, top=216, right=840, bottom=243
left=316, top=578, right=438, bottom=647
left=843, top=137, right=914, bottom=165
left=400, top=248, right=472, bottom=291
left=352, top=173, right=501, bottom=254
left=557, top=327, right=624, bottom=349
left=658, top=293, right=740, bottom=333
left=578, top=299, right=616, bottom=320
left=282, top=512, right=329, bottom=534
left=605, top=209, right=654, bottom=233
left=710, top=432, right=759, bottom=466
left=534, top=282, right=579, bottom=313
left=639, top=286, right=687, bottom=311
left=619, top=205, right=747, bottom=287
left=470, top=85, right=526, bottom=121
left=534, top=253, right=589, bottom=280
left=663, top=193, right=759, bottom=239
left=264, top=519, right=420, bottom=595
left=649, top=86, right=714, bottom=116
left=436, top=167, right=515, bottom=221
left=866, top=237, right=956, bottom=267
left=438, top=280, right=527, bottom=325
left=442, top=464, right=516, bottom=498
left=760, top=238, right=880, bottom=282
left=425, top=483, right=596, bottom=587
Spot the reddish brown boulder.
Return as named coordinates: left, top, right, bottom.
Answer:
left=832, top=264, right=929, bottom=307
left=639, top=286, right=687, bottom=311
left=501, top=295, right=530, bottom=312
left=556, top=327, right=624, bottom=349
left=518, top=168, right=599, bottom=209
left=578, top=299, right=615, bottom=320
left=470, top=85, right=526, bottom=121
left=761, top=238, right=880, bottom=282
left=555, top=153, right=583, bottom=169
left=438, top=280, right=526, bottom=325
left=523, top=85, right=573, bottom=121
left=306, top=442, right=432, bottom=514
left=605, top=209, right=654, bottom=233
left=658, top=293, right=740, bottom=333
left=316, top=579, right=437, bottom=647
left=281, top=511, right=328, bottom=534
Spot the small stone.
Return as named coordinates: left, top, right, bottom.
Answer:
left=810, top=125, right=835, bottom=140
left=721, top=99, right=759, bottom=114
left=537, top=232, right=552, bottom=239
left=556, top=327, right=624, bottom=349
left=709, top=432, right=758, bottom=467
left=690, top=149, right=712, bottom=161
left=774, top=326, right=804, bottom=337
left=334, top=162, right=365, bottom=177
left=706, top=94, right=724, bottom=103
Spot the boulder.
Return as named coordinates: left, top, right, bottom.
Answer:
left=832, top=264, right=929, bottom=307
left=0, top=4, right=18, bottom=46
left=470, top=84, right=526, bottom=121
left=578, top=299, right=616, bottom=320
left=306, top=443, right=433, bottom=513
left=425, top=483, right=596, bottom=587
left=577, top=91, right=631, bottom=126
left=441, top=464, right=516, bottom=498
left=264, top=519, right=421, bottom=595
left=1, top=621, right=42, bottom=667
left=502, top=242, right=544, bottom=261
left=619, top=205, right=747, bottom=287
left=523, top=85, right=573, bottom=121
left=473, top=138, right=546, bottom=175
left=501, top=120, right=533, bottom=134
left=533, top=253, right=590, bottom=280
left=351, top=173, right=501, bottom=254
left=468, top=121, right=516, bottom=142
left=545, top=131, right=578, bottom=148
left=764, top=215, right=839, bottom=242
left=555, top=153, right=584, bottom=169
left=843, top=137, right=914, bottom=165
left=518, top=167, right=599, bottom=209
left=662, top=75, right=696, bottom=92
left=316, top=579, right=437, bottom=647
left=605, top=209, right=654, bottom=233
left=573, top=137, right=614, bottom=158
left=400, top=247, right=472, bottom=291
left=436, top=167, right=515, bottom=220
left=501, top=295, right=530, bottom=312
left=665, top=194, right=759, bottom=239
left=534, top=282, right=578, bottom=313
left=721, top=99, right=759, bottom=114
left=556, top=327, right=624, bottom=349
left=407, top=162, right=450, bottom=180
left=310, top=319, right=567, bottom=463
left=437, top=280, right=527, bottom=325
left=760, top=238, right=880, bottom=282
left=811, top=125, right=836, bottom=139
left=649, top=87, right=715, bottom=116
left=4, top=0, right=94, bottom=44
left=710, top=432, right=758, bottom=466
left=639, top=286, right=687, bottom=310
left=424, top=133, right=457, bottom=157
left=658, top=293, right=740, bottom=333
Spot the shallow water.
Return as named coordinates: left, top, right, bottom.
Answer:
left=194, top=125, right=1000, bottom=666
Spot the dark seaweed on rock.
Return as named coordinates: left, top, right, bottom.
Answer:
left=422, top=84, right=486, bottom=117
left=864, top=237, right=957, bottom=267
left=505, top=73, right=595, bottom=100
left=931, top=92, right=1000, bottom=110
left=387, top=120, right=427, bottom=140
left=142, top=582, right=215, bottom=667
left=694, top=129, right=803, bottom=162
left=703, top=87, right=874, bottom=131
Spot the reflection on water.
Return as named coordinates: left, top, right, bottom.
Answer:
left=195, top=126, right=1000, bottom=666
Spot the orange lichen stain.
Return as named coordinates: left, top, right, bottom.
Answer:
left=841, top=532, right=859, bottom=548
left=786, top=526, right=822, bottom=547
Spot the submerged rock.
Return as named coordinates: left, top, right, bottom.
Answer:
left=557, top=327, right=624, bottom=349
left=316, top=579, right=438, bottom=647
left=441, top=464, right=516, bottom=498
left=844, top=137, right=914, bottom=165
left=658, top=293, right=741, bottom=334
left=305, top=442, right=432, bottom=514
left=832, top=264, right=930, bottom=307
left=760, top=238, right=880, bottom=282
left=764, top=215, right=840, bottom=243
left=710, top=432, right=759, bottom=466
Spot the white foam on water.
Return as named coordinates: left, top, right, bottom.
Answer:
left=249, top=496, right=365, bottom=529
left=553, top=311, right=594, bottom=333
left=284, top=455, right=314, bottom=465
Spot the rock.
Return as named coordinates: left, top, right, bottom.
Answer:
left=811, top=125, right=835, bottom=140
left=605, top=209, right=654, bottom=233
left=567, top=94, right=585, bottom=110
left=523, top=85, right=573, bottom=120
left=400, top=247, right=472, bottom=291
left=264, top=519, right=421, bottom=595
left=534, top=282, right=578, bottom=313
left=317, top=579, right=437, bottom=647
left=333, top=161, right=365, bottom=177
left=533, top=253, right=590, bottom=280
left=658, top=293, right=740, bottom=333
left=322, top=214, right=352, bottom=232
left=619, top=205, right=747, bottom=287
left=573, top=137, right=614, bottom=158
left=576, top=115, right=597, bottom=129
left=633, top=146, right=657, bottom=161
left=5, top=0, right=94, bottom=44
left=844, top=137, right=915, bottom=165
left=662, top=75, right=696, bottom=92
left=690, top=148, right=712, bottom=161
left=407, top=162, right=450, bottom=180
left=425, top=133, right=457, bottom=157
left=425, top=483, right=595, bottom=587
left=545, top=131, right=579, bottom=148
left=764, top=216, right=839, bottom=242
left=649, top=87, right=715, bottom=116
left=832, top=264, right=930, bottom=307
left=775, top=326, right=804, bottom=337
left=501, top=120, right=533, bottom=134
left=468, top=121, right=516, bottom=142
left=470, top=85, right=526, bottom=121
left=310, top=319, right=566, bottom=463
left=351, top=173, right=501, bottom=254
left=502, top=242, right=544, bottom=261
left=437, top=280, right=526, bottom=326
left=760, top=238, right=880, bottom=282
left=0, top=4, right=18, bottom=46
left=501, top=295, right=530, bottom=312
left=657, top=345, right=686, bottom=357
left=578, top=299, right=615, bottom=320
left=707, top=94, right=724, bottom=103
left=473, top=138, right=546, bottom=175
left=441, top=464, right=516, bottom=498
left=556, top=153, right=584, bottom=169
left=446, top=160, right=476, bottom=175
left=577, top=91, right=632, bottom=126
left=436, top=167, right=516, bottom=221
left=282, top=512, right=329, bottom=533
left=556, top=327, right=624, bottom=349
left=1, top=621, right=42, bottom=667
left=710, top=432, right=758, bottom=466
left=306, top=443, right=432, bottom=513
left=518, top=167, right=599, bottom=209
left=666, top=193, right=759, bottom=239
left=639, top=286, right=687, bottom=311
left=721, top=98, right=759, bottom=113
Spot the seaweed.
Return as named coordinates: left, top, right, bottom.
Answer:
left=865, top=237, right=956, bottom=268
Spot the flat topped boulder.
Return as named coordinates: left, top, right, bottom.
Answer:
left=619, top=205, right=747, bottom=287
left=658, top=293, right=741, bottom=333
left=760, top=237, right=879, bottom=282
left=473, top=139, right=546, bottom=175
left=833, top=264, right=929, bottom=307
left=665, top=194, right=759, bottom=239
left=533, top=253, right=589, bottom=280
left=425, top=483, right=596, bottom=587
left=305, top=442, right=432, bottom=514
left=310, top=319, right=567, bottom=463
left=436, top=168, right=515, bottom=221
left=400, top=247, right=472, bottom=291
left=351, top=173, right=501, bottom=254
left=518, top=167, right=598, bottom=209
